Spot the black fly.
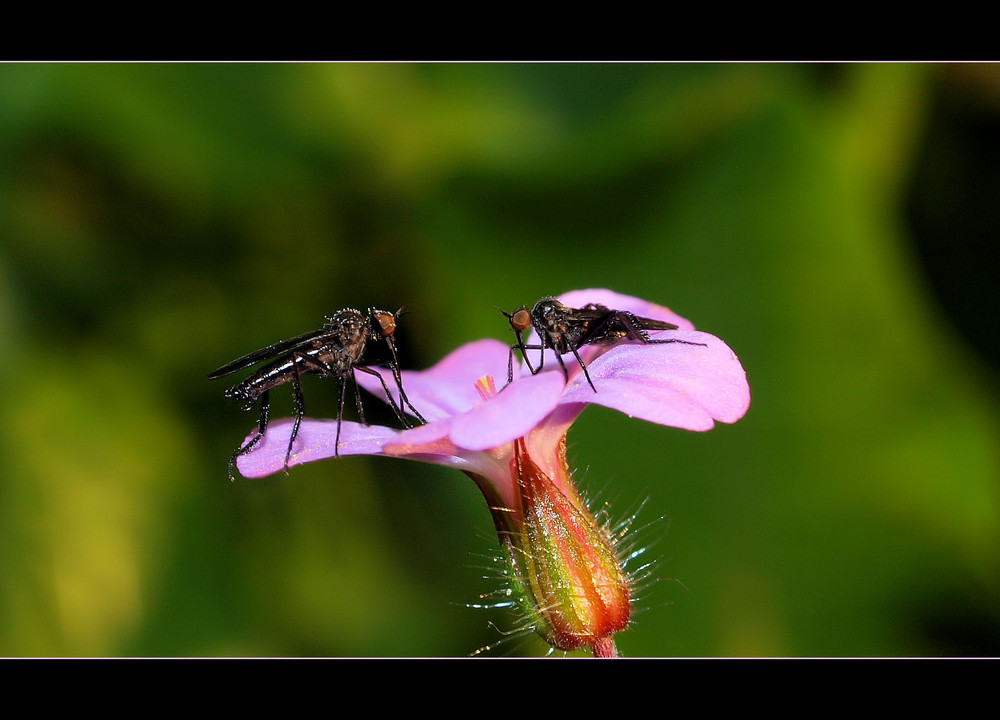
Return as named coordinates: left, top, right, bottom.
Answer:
left=502, top=298, right=707, bottom=392
left=208, top=308, right=425, bottom=481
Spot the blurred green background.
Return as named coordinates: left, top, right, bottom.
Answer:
left=1, top=63, right=997, bottom=657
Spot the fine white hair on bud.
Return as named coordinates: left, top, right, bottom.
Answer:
left=467, top=475, right=670, bottom=657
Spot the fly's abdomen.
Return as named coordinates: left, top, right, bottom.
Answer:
left=224, top=358, right=300, bottom=410
left=224, top=381, right=264, bottom=411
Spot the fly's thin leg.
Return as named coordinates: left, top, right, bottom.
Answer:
left=567, top=343, right=597, bottom=392
left=506, top=334, right=537, bottom=386
left=518, top=330, right=538, bottom=374
left=377, top=333, right=426, bottom=424
left=533, top=339, right=546, bottom=377
left=228, top=389, right=270, bottom=482
left=276, top=351, right=348, bottom=460
left=335, top=374, right=348, bottom=457
left=621, top=314, right=709, bottom=349
left=387, top=361, right=426, bottom=425
left=510, top=341, right=571, bottom=385
left=284, top=368, right=306, bottom=475
left=514, top=342, right=546, bottom=375
left=531, top=332, right=595, bottom=392
left=355, top=365, right=410, bottom=427
left=549, top=345, right=573, bottom=384
left=281, top=351, right=349, bottom=467
left=352, top=372, right=368, bottom=426
left=646, top=337, right=708, bottom=347
left=607, top=311, right=706, bottom=348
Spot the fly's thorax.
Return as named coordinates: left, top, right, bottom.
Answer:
left=531, top=298, right=565, bottom=328
left=324, top=308, right=367, bottom=337
left=320, top=309, right=370, bottom=364
left=533, top=300, right=582, bottom=354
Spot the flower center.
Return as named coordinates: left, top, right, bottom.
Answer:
left=474, top=374, right=499, bottom=402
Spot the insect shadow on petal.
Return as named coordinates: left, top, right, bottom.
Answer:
left=501, top=298, right=707, bottom=392
left=208, top=308, right=425, bottom=481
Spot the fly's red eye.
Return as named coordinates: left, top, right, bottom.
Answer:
left=512, top=309, right=531, bottom=332
left=375, top=312, right=396, bottom=336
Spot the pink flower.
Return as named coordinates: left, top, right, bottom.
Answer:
left=233, top=289, right=750, bottom=655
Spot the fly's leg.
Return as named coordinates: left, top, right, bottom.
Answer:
left=567, top=344, right=597, bottom=392
left=283, top=352, right=344, bottom=461
left=507, top=338, right=595, bottom=390
left=645, top=336, right=708, bottom=347
left=506, top=337, right=539, bottom=386
left=511, top=342, right=546, bottom=376
left=335, top=374, right=348, bottom=457
left=355, top=365, right=411, bottom=427
left=610, top=311, right=707, bottom=348
left=284, top=368, right=306, bottom=474
left=387, top=361, right=426, bottom=425
left=506, top=346, right=518, bottom=386
left=375, top=332, right=427, bottom=424
left=228, top=389, right=270, bottom=482
left=352, top=372, right=367, bottom=426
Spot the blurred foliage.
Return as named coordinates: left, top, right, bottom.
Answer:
left=0, top=62, right=998, bottom=657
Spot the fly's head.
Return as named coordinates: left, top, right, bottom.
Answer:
left=368, top=307, right=404, bottom=363
left=369, top=308, right=398, bottom=340
left=502, top=305, right=534, bottom=353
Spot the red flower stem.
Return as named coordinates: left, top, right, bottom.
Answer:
left=592, top=636, right=619, bottom=658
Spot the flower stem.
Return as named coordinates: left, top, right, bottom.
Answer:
left=592, top=636, right=619, bottom=658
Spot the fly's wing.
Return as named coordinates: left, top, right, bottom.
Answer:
left=577, top=307, right=680, bottom=346
left=207, top=328, right=329, bottom=379
left=564, top=305, right=618, bottom=346
left=631, top=314, right=681, bottom=332
left=528, top=304, right=611, bottom=354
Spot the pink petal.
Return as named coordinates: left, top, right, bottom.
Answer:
left=560, top=330, right=750, bottom=430
left=449, top=371, right=567, bottom=451
left=235, top=418, right=402, bottom=478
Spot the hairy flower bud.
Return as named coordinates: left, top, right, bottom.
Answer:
left=490, top=437, right=631, bottom=657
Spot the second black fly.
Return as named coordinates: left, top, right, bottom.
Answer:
left=208, top=308, right=425, bottom=481
left=502, top=298, right=707, bottom=391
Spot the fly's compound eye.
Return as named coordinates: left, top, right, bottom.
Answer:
left=374, top=311, right=397, bottom=337
left=511, top=308, right=532, bottom=332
